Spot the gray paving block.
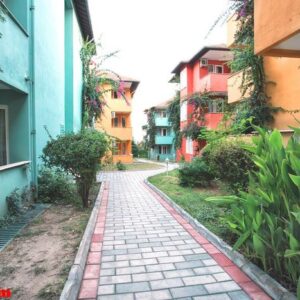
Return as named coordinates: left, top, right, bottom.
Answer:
left=228, top=290, right=251, bottom=300
left=150, top=278, right=184, bottom=290
left=182, top=275, right=216, bottom=285
left=205, top=281, right=241, bottom=294
left=146, top=263, right=176, bottom=272
left=175, top=260, right=204, bottom=269
left=135, top=290, right=172, bottom=300
left=194, top=294, right=231, bottom=300
left=163, top=269, right=195, bottom=279
left=116, top=281, right=150, bottom=293
left=132, top=271, right=164, bottom=282
left=98, top=284, right=115, bottom=295
left=99, top=274, right=132, bottom=285
left=97, top=293, right=134, bottom=300
left=116, top=266, right=146, bottom=275
left=170, top=285, right=207, bottom=298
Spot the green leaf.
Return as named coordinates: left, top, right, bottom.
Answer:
left=289, top=174, right=300, bottom=187
left=269, top=130, right=283, bottom=150
left=233, top=231, right=251, bottom=250
left=253, top=234, right=265, bottom=257
left=284, top=249, right=300, bottom=258
left=297, top=276, right=300, bottom=300
left=205, top=195, right=240, bottom=204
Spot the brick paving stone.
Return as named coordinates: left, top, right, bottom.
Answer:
left=77, top=170, right=273, bottom=299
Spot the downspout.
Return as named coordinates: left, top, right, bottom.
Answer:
left=29, top=0, right=37, bottom=187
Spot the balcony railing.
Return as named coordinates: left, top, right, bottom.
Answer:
left=0, top=4, right=29, bottom=93
left=109, top=99, right=132, bottom=113
left=155, top=117, right=170, bottom=127
left=110, top=127, right=132, bottom=141
left=155, top=136, right=173, bottom=145
left=199, top=73, right=230, bottom=93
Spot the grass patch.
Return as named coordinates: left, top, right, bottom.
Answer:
left=34, top=266, right=47, bottom=275
left=148, top=170, right=235, bottom=242
left=102, top=160, right=163, bottom=171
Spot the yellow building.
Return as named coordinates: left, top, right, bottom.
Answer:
left=227, top=6, right=300, bottom=142
left=95, top=76, right=139, bottom=163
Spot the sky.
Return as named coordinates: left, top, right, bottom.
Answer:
left=88, top=0, right=229, bottom=142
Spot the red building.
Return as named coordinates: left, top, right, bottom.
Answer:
left=171, top=45, right=233, bottom=161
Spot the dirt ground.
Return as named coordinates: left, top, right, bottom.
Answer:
left=0, top=204, right=92, bottom=300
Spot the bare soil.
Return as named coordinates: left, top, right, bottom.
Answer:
left=0, top=204, right=92, bottom=299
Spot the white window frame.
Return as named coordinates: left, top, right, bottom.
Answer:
left=186, top=138, right=193, bottom=155
left=180, top=101, right=187, bottom=122
left=214, top=65, right=224, bottom=74
left=0, top=105, right=9, bottom=165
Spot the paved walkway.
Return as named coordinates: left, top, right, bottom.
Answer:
left=78, top=169, right=271, bottom=300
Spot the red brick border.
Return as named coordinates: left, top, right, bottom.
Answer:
left=145, top=184, right=272, bottom=300
left=78, top=182, right=109, bottom=299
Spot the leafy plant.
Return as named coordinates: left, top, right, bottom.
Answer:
left=143, top=107, right=156, bottom=149
left=178, top=157, right=214, bottom=187
left=206, top=128, right=300, bottom=292
left=38, top=168, right=79, bottom=205
left=132, top=141, right=139, bottom=158
left=116, top=160, right=126, bottom=171
left=42, top=129, right=109, bottom=208
left=203, top=138, right=255, bottom=192
left=167, top=92, right=181, bottom=149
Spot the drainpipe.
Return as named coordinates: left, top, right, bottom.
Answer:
left=29, top=0, right=37, bottom=188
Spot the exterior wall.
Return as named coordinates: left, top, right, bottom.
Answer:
left=264, top=57, right=300, bottom=130
left=34, top=0, right=65, bottom=162
left=227, top=57, right=300, bottom=132
left=0, top=164, right=30, bottom=217
left=254, top=0, right=300, bottom=57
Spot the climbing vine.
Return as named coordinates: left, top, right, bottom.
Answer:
left=167, top=92, right=181, bottom=149
left=142, top=107, right=156, bottom=149
left=80, top=40, right=122, bottom=128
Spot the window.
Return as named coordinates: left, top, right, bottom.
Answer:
left=112, top=117, right=119, bottom=127
left=111, top=91, right=118, bottom=99
left=162, top=111, right=167, bottom=118
left=0, top=106, right=8, bottom=166
left=121, top=117, right=126, bottom=128
left=186, top=138, right=193, bottom=155
left=161, top=128, right=167, bottom=136
left=180, top=101, right=187, bottom=122
left=208, top=65, right=214, bottom=73
left=180, top=67, right=187, bottom=89
left=162, top=146, right=168, bottom=154
left=215, top=65, right=223, bottom=74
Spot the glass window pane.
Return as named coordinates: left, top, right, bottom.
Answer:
left=0, top=108, right=7, bottom=166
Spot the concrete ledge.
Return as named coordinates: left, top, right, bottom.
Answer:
left=145, top=179, right=296, bottom=300
left=60, top=183, right=104, bottom=300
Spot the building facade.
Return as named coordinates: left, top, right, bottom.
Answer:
left=95, top=76, right=139, bottom=164
left=0, top=0, right=93, bottom=217
left=145, top=101, right=176, bottom=162
left=171, top=45, right=232, bottom=161
left=227, top=8, right=300, bottom=143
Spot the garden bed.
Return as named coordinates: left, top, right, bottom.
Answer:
left=102, top=160, right=164, bottom=171
left=0, top=184, right=99, bottom=300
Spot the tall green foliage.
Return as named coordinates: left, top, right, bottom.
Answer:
left=143, top=107, right=156, bottom=149
left=206, top=128, right=300, bottom=292
left=80, top=40, right=120, bottom=128
left=167, top=93, right=181, bottom=149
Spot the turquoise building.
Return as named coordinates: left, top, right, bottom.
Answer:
left=0, top=0, right=93, bottom=217
left=147, top=101, right=176, bottom=161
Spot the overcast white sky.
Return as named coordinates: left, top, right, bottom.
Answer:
left=89, top=0, right=229, bottom=142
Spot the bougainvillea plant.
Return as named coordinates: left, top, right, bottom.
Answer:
left=80, top=40, right=125, bottom=128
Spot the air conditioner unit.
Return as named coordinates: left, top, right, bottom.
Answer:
left=200, top=58, right=208, bottom=67
left=111, top=111, right=116, bottom=118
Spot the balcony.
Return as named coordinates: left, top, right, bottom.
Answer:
left=155, top=136, right=173, bottom=145
left=0, top=6, right=29, bottom=93
left=227, top=71, right=251, bottom=104
left=109, top=99, right=132, bottom=113
left=155, top=117, right=170, bottom=127
left=199, top=73, right=230, bottom=93
left=254, top=0, right=300, bottom=57
left=110, top=127, right=132, bottom=141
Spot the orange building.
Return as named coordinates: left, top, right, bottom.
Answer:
left=95, top=76, right=139, bottom=163
left=227, top=7, right=300, bottom=142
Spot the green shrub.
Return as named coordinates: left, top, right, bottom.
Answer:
left=132, top=141, right=139, bottom=158
left=206, top=128, right=300, bottom=293
left=116, top=161, right=126, bottom=171
left=203, top=138, right=255, bottom=192
left=42, top=129, right=109, bottom=208
left=178, top=157, right=213, bottom=187
left=38, top=168, right=79, bottom=204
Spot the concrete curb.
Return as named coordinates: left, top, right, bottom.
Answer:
left=145, top=179, right=296, bottom=300
left=60, top=183, right=104, bottom=300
